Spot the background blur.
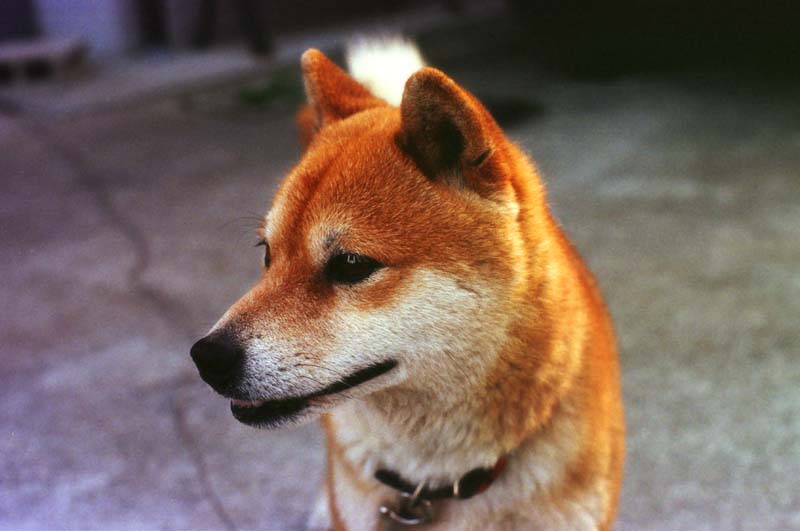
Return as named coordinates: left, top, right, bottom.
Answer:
left=1, top=1, right=798, bottom=530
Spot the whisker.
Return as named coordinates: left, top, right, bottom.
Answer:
left=293, top=361, right=352, bottom=380
left=293, top=373, right=327, bottom=387
left=218, top=215, right=265, bottom=231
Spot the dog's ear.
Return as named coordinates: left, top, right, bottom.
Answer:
left=295, top=105, right=316, bottom=151
left=398, top=67, right=505, bottom=194
left=301, top=49, right=386, bottom=132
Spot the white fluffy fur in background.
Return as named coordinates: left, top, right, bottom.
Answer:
left=345, top=36, right=426, bottom=106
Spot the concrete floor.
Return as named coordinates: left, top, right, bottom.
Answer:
left=1, top=53, right=799, bottom=530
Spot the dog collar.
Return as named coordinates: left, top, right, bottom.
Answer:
left=375, top=456, right=508, bottom=501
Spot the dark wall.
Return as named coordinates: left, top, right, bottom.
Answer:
left=508, top=0, right=800, bottom=75
left=0, top=0, right=37, bottom=42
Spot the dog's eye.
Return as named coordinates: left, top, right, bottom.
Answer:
left=325, top=253, right=382, bottom=284
left=255, top=240, right=271, bottom=268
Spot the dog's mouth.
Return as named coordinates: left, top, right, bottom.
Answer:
left=229, top=359, right=398, bottom=428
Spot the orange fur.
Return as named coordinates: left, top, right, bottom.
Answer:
left=214, top=48, right=624, bottom=530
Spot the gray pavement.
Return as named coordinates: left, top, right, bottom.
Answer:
left=1, top=57, right=799, bottom=530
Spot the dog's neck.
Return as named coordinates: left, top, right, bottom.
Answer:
left=328, top=331, right=566, bottom=488
left=330, top=384, right=508, bottom=486
left=327, top=238, right=582, bottom=488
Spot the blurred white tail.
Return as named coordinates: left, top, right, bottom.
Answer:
left=345, top=36, right=425, bottom=106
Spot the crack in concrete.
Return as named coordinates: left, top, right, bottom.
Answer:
left=17, top=115, right=239, bottom=531
left=172, top=391, right=239, bottom=531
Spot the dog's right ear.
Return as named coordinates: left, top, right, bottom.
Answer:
left=398, top=67, right=507, bottom=197
left=301, top=49, right=386, bottom=137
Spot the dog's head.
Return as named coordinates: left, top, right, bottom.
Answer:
left=191, top=50, right=537, bottom=428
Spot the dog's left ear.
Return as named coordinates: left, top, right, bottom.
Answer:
left=398, top=68, right=506, bottom=195
left=301, top=49, right=386, bottom=132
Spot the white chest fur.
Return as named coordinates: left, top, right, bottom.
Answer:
left=326, top=399, right=606, bottom=531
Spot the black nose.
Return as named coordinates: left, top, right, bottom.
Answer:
left=190, top=331, right=244, bottom=392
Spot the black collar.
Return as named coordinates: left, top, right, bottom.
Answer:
left=374, top=457, right=507, bottom=501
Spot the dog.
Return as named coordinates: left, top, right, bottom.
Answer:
left=191, top=38, right=624, bottom=531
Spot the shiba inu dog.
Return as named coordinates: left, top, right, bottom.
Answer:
left=191, top=38, right=624, bottom=531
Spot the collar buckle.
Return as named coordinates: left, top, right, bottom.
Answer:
left=379, top=480, right=435, bottom=528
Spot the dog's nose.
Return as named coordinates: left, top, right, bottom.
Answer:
left=190, top=331, right=244, bottom=391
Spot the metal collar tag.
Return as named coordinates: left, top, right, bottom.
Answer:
left=378, top=480, right=435, bottom=529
